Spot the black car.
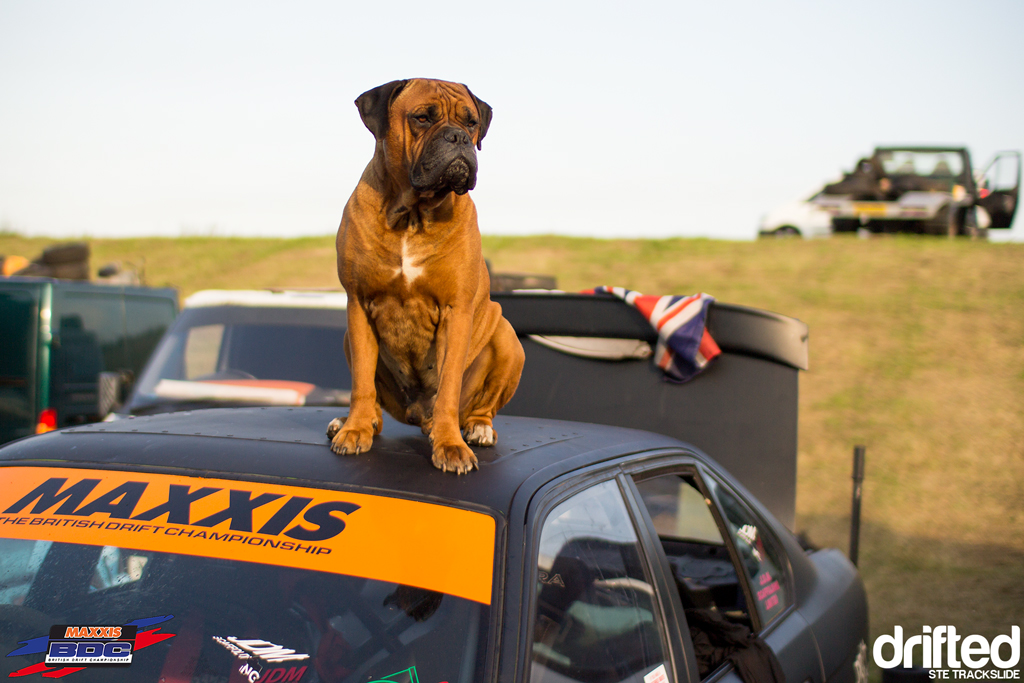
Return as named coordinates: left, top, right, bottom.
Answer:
left=0, top=293, right=868, bottom=683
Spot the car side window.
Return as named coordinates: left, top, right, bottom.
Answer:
left=633, top=472, right=791, bottom=631
left=703, top=476, right=791, bottom=627
left=123, top=296, right=176, bottom=375
left=632, top=474, right=749, bottom=623
left=51, top=291, right=124, bottom=372
left=184, top=324, right=226, bottom=378
left=531, top=479, right=671, bottom=683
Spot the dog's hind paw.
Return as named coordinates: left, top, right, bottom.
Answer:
left=431, top=442, right=478, bottom=474
left=463, top=422, right=496, bottom=447
left=326, top=417, right=344, bottom=439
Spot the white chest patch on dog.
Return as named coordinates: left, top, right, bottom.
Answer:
left=396, top=238, right=424, bottom=283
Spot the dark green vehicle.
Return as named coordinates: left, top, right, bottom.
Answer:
left=0, top=278, right=177, bottom=444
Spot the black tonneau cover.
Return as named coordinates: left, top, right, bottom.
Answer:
left=493, top=292, right=808, bottom=529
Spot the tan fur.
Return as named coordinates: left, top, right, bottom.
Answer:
left=328, top=79, right=524, bottom=473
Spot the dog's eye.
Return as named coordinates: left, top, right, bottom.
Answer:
left=413, top=114, right=430, bottom=124
left=466, top=119, right=478, bottom=128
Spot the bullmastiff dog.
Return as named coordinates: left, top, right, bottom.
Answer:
left=327, top=78, right=525, bottom=474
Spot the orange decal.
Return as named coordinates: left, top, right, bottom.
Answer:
left=0, top=467, right=495, bottom=605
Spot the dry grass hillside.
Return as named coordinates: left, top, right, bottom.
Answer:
left=3, top=232, right=1023, bottom=648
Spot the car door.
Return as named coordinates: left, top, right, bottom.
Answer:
left=520, top=473, right=697, bottom=683
left=622, top=458, right=824, bottom=683
left=0, top=284, right=42, bottom=443
left=49, top=289, right=121, bottom=426
left=977, top=151, right=1021, bottom=229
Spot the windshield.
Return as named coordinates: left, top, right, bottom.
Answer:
left=0, top=467, right=495, bottom=683
left=875, top=149, right=966, bottom=188
left=130, top=307, right=352, bottom=413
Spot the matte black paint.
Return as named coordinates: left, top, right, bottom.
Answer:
left=0, top=408, right=867, bottom=683
left=494, top=292, right=808, bottom=529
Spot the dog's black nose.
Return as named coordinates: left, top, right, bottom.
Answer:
left=441, top=127, right=471, bottom=146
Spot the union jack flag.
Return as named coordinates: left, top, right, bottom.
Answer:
left=588, top=286, right=721, bottom=383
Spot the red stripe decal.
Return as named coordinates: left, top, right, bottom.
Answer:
left=41, top=669, right=87, bottom=679
left=136, top=628, right=177, bottom=650
left=9, top=662, right=54, bottom=677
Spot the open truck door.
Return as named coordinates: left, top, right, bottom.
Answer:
left=977, top=150, right=1021, bottom=229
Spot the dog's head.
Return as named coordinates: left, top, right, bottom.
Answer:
left=356, top=79, right=492, bottom=197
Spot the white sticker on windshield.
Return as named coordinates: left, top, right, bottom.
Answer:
left=213, top=635, right=310, bottom=682
left=644, top=664, right=669, bottom=683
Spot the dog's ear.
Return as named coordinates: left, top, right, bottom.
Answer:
left=464, top=85, right=492, bottom=151
left=355, top=80, right=409, bottom=141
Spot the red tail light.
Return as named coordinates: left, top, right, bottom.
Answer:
left=36, top=408, right=57, bottom=434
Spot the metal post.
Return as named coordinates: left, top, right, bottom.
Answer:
left=850, top=445, right=866, bottom=566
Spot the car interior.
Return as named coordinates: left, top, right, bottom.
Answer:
left=0, top=540, right=485, bottom=683
left=632, top=475, right=750, bottom=627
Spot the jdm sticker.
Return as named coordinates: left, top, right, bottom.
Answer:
left=212, top=635, right=309, bottom=682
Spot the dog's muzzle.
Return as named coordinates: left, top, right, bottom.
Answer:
left=411, top=127, right=478, bottom=195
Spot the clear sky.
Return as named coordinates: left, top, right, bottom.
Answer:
left=1, top=0, right=1022, bottom=241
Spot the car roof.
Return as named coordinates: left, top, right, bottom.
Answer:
left=184, top=289, right=348, bottom=309
left=873, top=145, right=968, bottom=155
left=0, top=407, right=690, bottom=516
left=0, top=277, right=177, bottom=299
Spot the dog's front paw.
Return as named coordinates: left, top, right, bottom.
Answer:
left=463, top=421, right=496, bottom=447
left=431, top=441, right=478, bottom=474
left=331, top=426, right=375, bottom=455
left=329, top=415, right=378, bottom=456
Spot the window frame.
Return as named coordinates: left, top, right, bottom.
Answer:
left=624, top=457, right=796, bottom=634
left=514, top=459, right=689, bottom=683
left=618, top=453, right=798, bottom=681
left=630, top=463, right=761, bottom=632
left=696, top=463, right=796, bottom=635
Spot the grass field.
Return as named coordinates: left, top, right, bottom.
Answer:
left=3, top=232, right=1023, bottom=654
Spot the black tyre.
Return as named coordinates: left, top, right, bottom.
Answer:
left=924, top=206, right=965, bottom=236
